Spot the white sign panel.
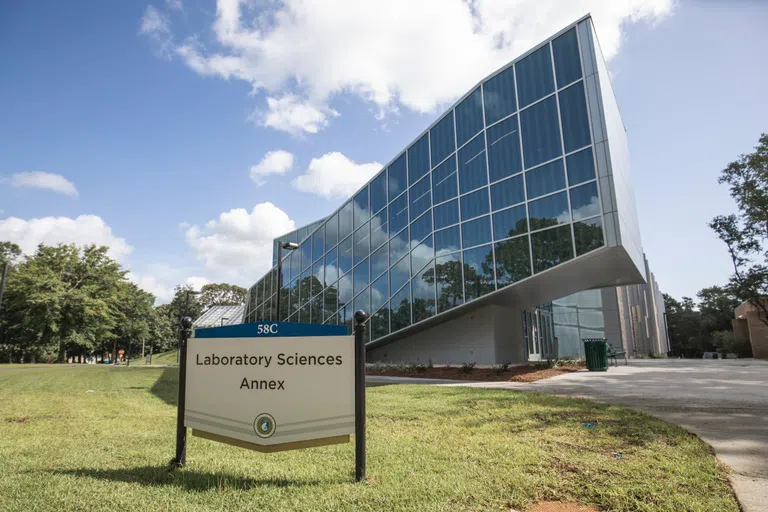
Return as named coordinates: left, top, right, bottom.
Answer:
left=185, top=334, right=354, bottom=446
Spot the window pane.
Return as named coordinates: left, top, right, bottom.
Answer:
left=370, top=207, right=388, bottom=250
left=389, top=226, right=410, bottom=263
left=493, top=204, right=527, bottom=240
left=324, top=248, right=338, bottom=287
left=412, top=261, right=436, bottom=323
left=529, top=191, right=570, bottom=230
left=526, top=159, right=566, bottom=199
left=435, top=226, right=461, bottom=257
left=430, top=113, right=455, bottom=167
left=494, top=236, right=531, bottom=286
left=559, top=81, right=591, bottom=153
left=408, top=133, right=430, bottom=185
left=312, top=262, right=323, bottom=297
left=354, top=186, right=370, bottom=227
left=411, top=235, right=433, bottom=276
left=354, top=223, right=370, bottom=265
left=312, top=230, right=324, bottom=262
left=338, top=235, right=353, bottom=275
left=372, top=307, right=389, bottom=340
left=339, top=201, right=353, bottom=240
left=532, top=224, right=573, bottom=273
left=371, top=243, right=388, bottom=280
left=552, top=28, right=582, bottom=88
left=458, top=133, right=488, bottom=194
left=389, top=193, right=408, bottom=235
left=338, top=271, right=353, bottom=304
left=432, top=154, right=458, bottom=204
left=353, top=287, right=370, bottom=320
left=388, top=153, right=407, bottom=201
left=461, top=215, right=492, bottom=248
left=460, top=188, right=490, bottom=220
left=516, top=44, right=555, bottom=108
left=390, top=284, right=412, bottom=332
left=310, top=295, right=323, bottom=324
left=484, top=66, right=516, bottom=126
left=410, top=211, right=432, bottom=244
left=354, top=258, right=370, bottom=296
left=300, top=306, right=310, bottom=324
left=323, top=284, right=338, bottom=321
left=455, top=87, right=483, bottom=147
left=570, top=181, right=600, bottom=220
left=324, top=214, right=338, bottom=253
left=371, top=170, right=387, bottom=214
left=409, top=175, right=431, bottom=221
left=574, top=217, right=604, bottom=256
left=463, top=244, right=495, bottom=301
left=390, top=255, right=410, bottom=296
left=299, top=270, right=311, bottom=307
left=434, top=199, right=459, bottom=229
left=435, top=252, right=464, bottom=313
left=487, top=115, right=522, bottom=182
left=520, top=96, right=562, bottom=169
left=566, top=147, right=595, bottom=186
left=287, top=231, right=298, bottom=245
left=490, top=175, right=525, bottom=211
left=300, top=240, right=311, bottom=272
left=289, top=249, right=300, bottom=280
left=371, top=272, right=388, bottom=312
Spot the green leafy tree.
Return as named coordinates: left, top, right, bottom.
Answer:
left=168, top=284, right=204, bottom=325
left=198, top=283, right=247, bottom=310
left=0, top=241, right=22, bottom=268
left=148, top=304, right=177, bottom=354
left=710, top=133, right=768, bottom=326
left=663, top=294, right=708, bottom=357
left=112, top=281, right=155, bottom=361
left=697, top=286, right=740, bottom=344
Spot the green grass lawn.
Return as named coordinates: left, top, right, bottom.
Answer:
left=0, top=365, right=737, bottom=512
left=127, top=349, right=179, bottom=366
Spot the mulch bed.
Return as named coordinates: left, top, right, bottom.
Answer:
left=366, top=364, right=584, bottom=383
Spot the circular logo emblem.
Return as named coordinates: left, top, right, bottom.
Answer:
left=253, top=413, right=276, bottom=438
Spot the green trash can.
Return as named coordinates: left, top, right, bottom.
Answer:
left=583, top=338, right=609, bottom=371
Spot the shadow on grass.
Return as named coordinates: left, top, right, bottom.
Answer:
left=54, top=466, right=330, bottom=492
left=149, top=367, right=179, bottom=406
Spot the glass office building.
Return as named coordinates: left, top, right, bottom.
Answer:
left=242, top=16, right=662, bottom=363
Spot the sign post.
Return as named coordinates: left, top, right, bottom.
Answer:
left=170, top=311, right=369, bottom=480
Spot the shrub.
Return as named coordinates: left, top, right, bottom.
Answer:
left=492, top=363, right=510, bottom=374
left=460, top=362, right=476, bottom=373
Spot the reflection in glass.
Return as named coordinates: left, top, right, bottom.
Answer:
left=389, top=226, right=410, bottom=263
left=371, top=243, right=388, bottom=280
left=311, top=262, right=323, bottom=298
left=338, top=271, right=353, bottom=304
left=353, top=288, right=370, bottom=322
left=552, top=28, right=582, bottom=88
left=430, top=113, right=455, bottom=168
left=409, top=175, right=431, bottom=221
left=458, top=134, right=488, bottom=194
left=432, top=154, right=458, bottom=204
left=435, top=226, right=461, bottom=256
left=371, top=171, right=387, bottom=214
left=462, top=244, right=495, bottom=301
left=490, top=175, right=525, bottom=211
left=312, top=230, right=324, bottom=263
left=516, top=44, right=555, bottom=108
left=434, top=252, right=464, bottom=313
left=526, top=159, right=566, bottom=199
left=338, top=236, right=353, bottom=275
left=461, top=215, right=492, bottom=248
left=390, top=284, right=412, bottom=332
left=372, top=307, right=389, bottom=340
left=532, top=225, right=573, bottom=273
left=570, top=181, right=600, bottom=221
left=559, top=81, right=591, bottom=153
left=324, top=213, right=338, bottom=253
left=339, top=201, right=353, bottom=240
left=487, top=115, right=522, bottom=183
left=324, top=248, right=338, bottom=287
left=388, top=153, right=407, bottom=201
left=455, top=87, right=483, bottom=147
left=566, top=147, right=595, bottom=186
left=483, top=66, right=516, bottom=125
left=353, top=223, right=370, bottom=265
left=412, top=261, right=436, bottom=323
left=370, top=207, right=388, bottom=250
left=528, top=191, right=570, bottom=230
left=434, top=199, right=459, bottom=230
left=408, top=134, right=430, bottom=185
left=520, top=96, right=562, bottom=169
left=371, top=273, right=388, bottom=312
left=411, top=235, right=433, bottom=276
left=574, top=217, right=604, bottom=256
left=353, top=258, right=370, bottom=296
left=460, top=188, right=490, bottom=220
left=300, top=241, right=311, bottom=272
left=494, top=235, right=531, bottom=286
left=493, top=204, right=527, bottom=240
left=354, top=186, right=370, bottom=227
left=390, top=252, right=411, bottom=297
left=410, top=212, right=432, bottom=244
left=323, top=284, right=338, bottom=321
left=389, top=193, right=408, bottom=235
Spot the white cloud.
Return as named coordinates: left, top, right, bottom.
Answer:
left=293, top=152, right=381, bottom=199
left=250, top=150, right=294, bottom=185
left=184, top=202, right=295, bottom=283
left=258, top=94, right=339, bottom=135
left=166, top=0, right=183, bottom=10
left=0, top=215, right=132, bottom=262
left=3, top=171, right=78, bottom=197
left=161, top=0, right=673, bottom=126
left=127, top=265, right=210, bottom=304
left=140, top=5, right=173, bottom=58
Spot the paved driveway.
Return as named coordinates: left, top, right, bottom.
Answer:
left=445, top=359, right=768, bottom=512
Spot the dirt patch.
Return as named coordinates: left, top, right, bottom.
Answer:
left=5, top=416, right=29, bottom=424
left=527, top=502, right=600, bottom=512
left=367, top=364, right=583, bottom=382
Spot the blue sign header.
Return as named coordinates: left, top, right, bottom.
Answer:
left=195, top=321, right=349, bottom=339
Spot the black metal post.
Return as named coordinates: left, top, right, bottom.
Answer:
left=170, top=315, right=193, bottom=469
left=353, top=310, right=368, bottom=482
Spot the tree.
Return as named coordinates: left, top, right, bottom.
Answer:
left=710, top=133, right=768, bottom=326
left=0, top=242, right=22, bottom=268
left=168, top=284, right=204, bottom=324
left=663, top=294, right=707, bottom=357
left=112, top=281, right=155, bottom=361
left=198, top=283, right=247, bottom=310
left=697, top=286, right=740, bottom=343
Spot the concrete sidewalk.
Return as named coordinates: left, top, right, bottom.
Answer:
left=369, top=359, right=768, bottom=511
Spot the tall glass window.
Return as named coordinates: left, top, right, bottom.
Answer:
left=353, top=288, right=370, bottom=322
left=461, top=215, right=492, bottom=248
left=410, top=212, right=432, bottom=244
left=289, top=249, right=300, bottom=280
left=412, top=261, right=436, bottom=323
left=324, top=214, right=338, bottom=253
left=432, top=154, right=458, bottom=204
left=411, top=235, right=433, bottom=276
left=487, top=115, right=522, bottom=183
left=574, top=217, right=604, bottom=256
left=455, top=87, right=484, bottom=147
left=493, top=204, right=527, bottom=240
left=371, top=272, right=388, bottom=313
left=552, top=28, right=582, bottom=88
left=323, top=286, right=337, bottom=322
left=462, top=244, right=494, bottom=301
left=490, top=175, right=525, bottom=211
left=370, top=171, right=387, bottom=214
left=483, top=66, right=516, bottom=125
left=570, top=181, right=600, bottom=220
left=409, top=175, right=431, bottom=221
left=354, top=186, right=370, bottom=227
left=338, top=272, right=353, bottom=306
left=353, top=223, right=370, bottom=265
left=311, top=262, right=323, bottom=298
left=528, top=191, right=570, bottom=230
left=408, top=134, right=430, bottom=185
left=353, top=258, right=369, bottom=296
left=389, top=227, right=410, bottom=263
left=300, top=241, right=311, bottom=272
left=566, top=147, right=595, bottom=186
left=458, top=134, right=488, bottom=194
left=388, top=153, right=407, bottom=201
left=390, top=284, right=412, bottom=332
left=494, top=236, right=531, bottom=286
left=531, top=224, right=574, bottom=273
left=521, top=96, right=562, bottom=169
left=372, top=308, right=389, bottom=340
left=371, top=243, right=388, bottom=280
left=516, top=44, right=555, bottom=108
left=460, top=188, right=490, bottom=220
left=430, top=113, right=455, bottom=167
left=435, top=225, right=461, bottom=256
left=370, top=207, right=388, bottom=250
left=526, top=159, right=566, bottom=199
left=338, top=236, right=353, bottom=275
left=390, top=255, right=410, bottom=297
left=312, top=230, right=324, bottom=263
left=389, top=194, right=408, bottom=235
left=339, top=201, right=353, bottom=240
left=324, top=248, right=338, bottom=288
left=434, top=199, right=459, bottom=230
left=559, top=81, right=591, bottom=153
left=435, top=252, right=463, bottom=313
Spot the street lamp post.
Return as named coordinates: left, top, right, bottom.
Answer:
left=274, top=242, right=299, bottom=322
left=177, top=289, right=200, bottom=363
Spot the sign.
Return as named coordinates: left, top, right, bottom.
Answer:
left=185, top=321, right=352, bottom=452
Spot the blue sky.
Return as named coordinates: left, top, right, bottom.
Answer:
left=1, top=0, right=766, bottom=302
